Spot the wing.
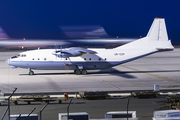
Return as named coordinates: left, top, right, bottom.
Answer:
left=53, top=47, right=97, bottom=58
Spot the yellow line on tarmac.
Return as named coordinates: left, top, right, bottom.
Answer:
left=120, top=65, right=180, bottom=84
left=127, top=82, right=147, bottom=85
left=102, top=80, right=120, bottom=90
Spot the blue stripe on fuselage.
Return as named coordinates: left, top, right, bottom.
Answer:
left=8, top=61, right=116, bottom=70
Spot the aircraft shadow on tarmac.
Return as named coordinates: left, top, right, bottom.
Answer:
left=120, top=69, right=180, bottom=73
left=19, top=69, right=180, bottom=79
left=19, top=68, right=137, bottom=79
left=87, top=68, right=137, bottom=78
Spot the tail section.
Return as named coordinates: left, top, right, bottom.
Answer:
left=146, top=17, right=174, bottom=51
left=147, top=17, right=168, bottom=41
left=115, top=18, right=174, bottom=51
left=113, top=18, right=174, bottom=65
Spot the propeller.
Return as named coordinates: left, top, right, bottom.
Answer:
left=52, top=47, right=97, bottom=58
left=60, top=45, right=63, bottom=59
left=53, top=44, right=65, bottom=59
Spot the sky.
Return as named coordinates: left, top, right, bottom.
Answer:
left=0, top=0, right=180, bottom=44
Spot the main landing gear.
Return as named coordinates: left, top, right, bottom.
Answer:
left=29, top=68, right=34, bottom=75
left=74, top=70, right=87, bottom=75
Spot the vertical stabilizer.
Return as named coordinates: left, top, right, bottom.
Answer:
left=147, top=18, right=168, bottom=41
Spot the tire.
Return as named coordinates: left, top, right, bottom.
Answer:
left=29, top=71, right=34, bottom=75
left=75, top=70, right=81, bottom=75
left=82, top=70, right=87, bottom=75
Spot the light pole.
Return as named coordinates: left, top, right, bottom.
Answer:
left=8, top=88, right=17, bottom=120
left=127, top=97, right=130, bottom=120
left=25, top=108, right=36, bottom=120
left=67, top=99, right=72, bottom=120
left=39, top=103, right=48, bottom=120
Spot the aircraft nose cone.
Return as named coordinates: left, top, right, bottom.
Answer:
left=5, top=59, right=10, bottom=64
left=6, top=58, right=17, bottom=68
left=7, top=58, right=11, bottom=65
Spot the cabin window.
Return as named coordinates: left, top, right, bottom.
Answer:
left=89, top=58, right=91, bottom=60
left=99, top=58, right=101, bottom=61
left=21, top=54, right=26, bottom=57
left=38, top=58, right=40, bottom=60
left=32, top=58, right=34, bottom=60
left=66, top=58, right=68, bottom=60
left=44, top=58, right=46, bottom=60
left=84, top=58, right=86, bottom=60
left=105, top=58, right=107, bottom=60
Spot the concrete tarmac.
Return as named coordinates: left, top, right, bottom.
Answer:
left=0, top=48, right=180, bottom=94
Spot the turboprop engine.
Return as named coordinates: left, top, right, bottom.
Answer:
left=52, top=47, right=97, bottom=58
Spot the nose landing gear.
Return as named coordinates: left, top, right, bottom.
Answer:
left=29, top=68, right=34, bottom=75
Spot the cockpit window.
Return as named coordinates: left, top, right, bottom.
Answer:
left=11, top=54, right=20, bottom=59
left=11, top=56, right=17, bottom=59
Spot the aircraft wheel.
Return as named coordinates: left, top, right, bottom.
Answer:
left=29, top=71, right=34, bottom=75
left=82, top=70, right=87, bottom=75
left=75, top=70, right=81, bottom=75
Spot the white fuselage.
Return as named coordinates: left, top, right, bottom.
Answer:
left=8, top=47, right=133, bottom=70
left=8, top=18, right=174, bottom=74
left=8, top=37, right=171, bottom=71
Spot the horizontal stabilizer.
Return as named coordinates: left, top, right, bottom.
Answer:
left=156, top=47, right=174, bottom=51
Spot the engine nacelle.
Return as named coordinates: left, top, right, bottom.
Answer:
left=52, top=47, right=97, bottom=58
